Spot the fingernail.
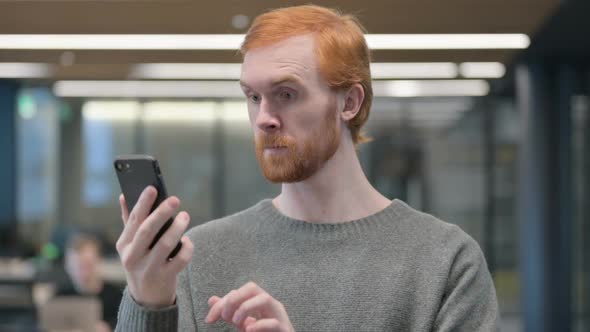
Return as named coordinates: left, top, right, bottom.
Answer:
left=233, top=313, right=241, bottom=324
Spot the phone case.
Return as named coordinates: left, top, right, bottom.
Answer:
left=114, top=154, right=182, bottom=259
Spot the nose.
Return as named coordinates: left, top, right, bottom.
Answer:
left=255, top=100, right=281, bottom=134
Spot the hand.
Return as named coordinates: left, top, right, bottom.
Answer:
left=206, top=282, right=294, bottom=332
left=116, top=186, right=194, bottom=308
left=96, top=320, right=112, bottom=332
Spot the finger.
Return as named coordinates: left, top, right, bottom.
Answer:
left=222, top=282, right=263, bottom=323
left=208, top=296, right=221, bottom=307
left=165, top=236, right=194, bottom=275
left=149, top=211, right=190, bottom=264
left=244, top=319, right=282, bottom=332
left=243, top=317, right=258, bottom=329
left=206, top=290, right=233, bottom=324
left=118, top=186, right=157, bottom=247
left=130, top=196, right=180, bottom=253
left=239, top=317, right=258, bottom=332
left=129, top=185, right=158, bottom=225
left=119, top=194, right=130, bottom=224
left=233, top=293, right=284, bottom=327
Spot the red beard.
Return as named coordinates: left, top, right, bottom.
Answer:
left=255, top=109, right=340, bottom=183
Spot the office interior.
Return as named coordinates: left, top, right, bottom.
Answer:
left=0, top=1, right=588, bottom=331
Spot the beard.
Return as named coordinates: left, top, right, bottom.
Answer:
left=255, top=108, right=340, bottom=183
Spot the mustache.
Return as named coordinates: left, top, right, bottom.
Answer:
left=256, top=134, right=295, bottom=148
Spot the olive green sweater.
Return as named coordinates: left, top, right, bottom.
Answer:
left=116, top=199, right=499, bottom=331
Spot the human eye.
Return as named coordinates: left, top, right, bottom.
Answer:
left=278, top=89, right=296, bottom=102
left=248, top=94, right=261, bottom=104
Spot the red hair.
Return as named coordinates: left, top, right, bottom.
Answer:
left=241, top=5, right=373, bottom=145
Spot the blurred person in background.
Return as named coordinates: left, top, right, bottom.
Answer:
left=115, top=5, right=499, bottom=331
left=56, top=232, right=122, bottom=331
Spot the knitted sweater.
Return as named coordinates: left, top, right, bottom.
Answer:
left=116, top=199, right=499, bottom=331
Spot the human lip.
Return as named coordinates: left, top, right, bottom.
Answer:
left=264, top=146, right=288, bottom=154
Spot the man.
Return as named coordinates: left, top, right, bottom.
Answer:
left=58, top=233, right=123, bottom=331
left=115, top=5, right=499, bottom=331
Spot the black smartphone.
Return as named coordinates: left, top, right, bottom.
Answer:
left=114, top=154, right=182, bottom=259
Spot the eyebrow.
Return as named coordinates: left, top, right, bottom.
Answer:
left=270, top=75, right=303, bottom=87
left=240, top=74, right=303, bottom=91
left=239, top=80, right=251, bottom=90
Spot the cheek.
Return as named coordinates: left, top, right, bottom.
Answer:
left=247, top=105, right=257, bottom=123
left=298, top=97, right=331, bottom=127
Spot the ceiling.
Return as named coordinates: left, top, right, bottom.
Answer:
left=0, top=0, right=561, bottom=80
left=523, top=0, right=590, bottom=61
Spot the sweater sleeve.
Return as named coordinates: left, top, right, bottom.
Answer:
left=114, top=288, right=178, bottom=332
left=433, top=232, right=500, bottom=332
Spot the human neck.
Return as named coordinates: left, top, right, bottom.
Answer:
left=273, top=134, right=391, bottom=223
left=75, top=277, right=103, bottom=295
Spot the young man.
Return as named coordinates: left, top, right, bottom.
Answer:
left=58, top=233, right=122, bottom=331
left=115, top=5, right=499, bottom=331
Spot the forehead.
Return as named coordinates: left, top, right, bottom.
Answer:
left=240, top=34, right=321, bottom=88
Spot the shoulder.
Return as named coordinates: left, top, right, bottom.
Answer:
left=391, top=200, right=484, bottom=261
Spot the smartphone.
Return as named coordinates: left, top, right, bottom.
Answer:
left=114, top=154, right=182, bottom=259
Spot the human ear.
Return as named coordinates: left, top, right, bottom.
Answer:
left=341, top=83, right=364, bottom=121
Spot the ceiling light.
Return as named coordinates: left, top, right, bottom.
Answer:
left=459, top=62, right=506, bottom=78
left=231, top=14, right=250, bottom=30
left=403, top=98, right=475, bottom=112
left=130, top=63, right=242, bottom=80
left=143, top=102, right=217, bottom=122
left=0, top=34, right=529, bottom=50
left=131, top=62, right=460, bottom=80
left=366, top=34, right=530, bottom=49
left=53, top=80, right=243, bottom=98
left=371, top=62, right=457, bottom=79
left=0, top=35, right=245, bottom=50
left=82, top=101, right=141, bottom=121
left=373, top=80, right=489, bottom=97
left=0, top=63, right=54, bottom=78
left=56, top=79, right=489, bottom=98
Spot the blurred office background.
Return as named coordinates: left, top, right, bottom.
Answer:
left=0, top=1, right=588, bottom=331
